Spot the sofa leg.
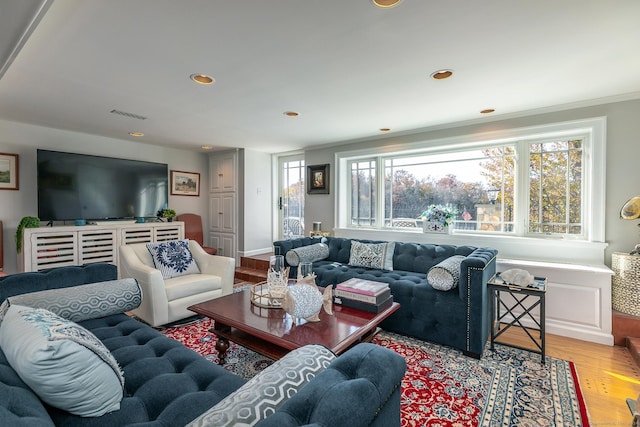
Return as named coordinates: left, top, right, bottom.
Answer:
left=462, top=350, right=481, bottom=359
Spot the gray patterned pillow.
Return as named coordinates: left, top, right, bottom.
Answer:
left=6, top=278, right=141, bottom=323
left=147, top=239, right=201, bottom=279
left=348, top=241, right=395, bottom=271
left=427, top=255, right=465, bottom=291
left=285, top=243, right=329, bottom=266
left=186, top=344, right=336, bottom=427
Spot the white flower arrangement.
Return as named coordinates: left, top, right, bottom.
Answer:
left=420, top=205, right=457, bottom=227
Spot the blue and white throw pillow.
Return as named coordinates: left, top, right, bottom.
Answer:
left=146, top=239, right=201, bottom=279
left=427, top=255, right=465, bottom=291
left=0, top=304, right=124, bottom=417
left=348, top=241, right=395, bottom=271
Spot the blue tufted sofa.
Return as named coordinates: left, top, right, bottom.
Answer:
left=0, top=264, right=406, bottom=426
left=274, top=237, right=497, bottom=358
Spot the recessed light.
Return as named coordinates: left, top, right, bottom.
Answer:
left=190, top=74, right=215, bottom=85
left=371, top=0, right=402, bottom=8
left=201, top=145, right=213, bottom=150
left=480, top=109, right=495, bottom=114
left=283, top=111, right=300, bottom=117
left=431, top=69, right=454, bottom=80
left=380, top=128, right=391, bottom=132
left=128, top=131, right=144, bottom=137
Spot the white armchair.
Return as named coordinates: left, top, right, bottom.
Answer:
left=119, top=240, right=235, bottom=327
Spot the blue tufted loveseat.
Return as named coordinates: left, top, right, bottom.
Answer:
left=274, top=237, right=497, bottom=358
left=0, top=264, right=405, bottom=426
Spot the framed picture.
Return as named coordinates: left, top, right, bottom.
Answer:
left=170, top=170, right=200, bottom=196
left=0, top=152, right=19, bottom=190
left=307, top=164, right=330, bottom=194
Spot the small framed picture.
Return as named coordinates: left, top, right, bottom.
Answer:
left=0, top=152, right=19, bottom=190
left=170, top=170, right=200, bottom=196
left=307, top=164, right=330, bottom=194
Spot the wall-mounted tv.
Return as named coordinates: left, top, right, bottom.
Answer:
left=37, top=149, right=168, bottom=222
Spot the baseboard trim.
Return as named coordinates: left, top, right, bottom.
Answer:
left=238, top=247, right=273, bottom=258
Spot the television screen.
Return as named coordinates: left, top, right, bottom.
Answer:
left=37, top=149, right=168, bottom=221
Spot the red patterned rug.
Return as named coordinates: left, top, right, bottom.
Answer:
left=161, top=317, right=590, bottom=426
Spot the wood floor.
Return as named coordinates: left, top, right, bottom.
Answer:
left=500, top=328, right=639, bottom=426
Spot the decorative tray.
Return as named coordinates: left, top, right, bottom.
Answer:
left=250, top=282, right=284, bottom=308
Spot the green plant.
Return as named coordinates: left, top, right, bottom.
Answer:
left=16, top=216, right=40, bottom=253
left=420, top=205, right=457, bottom=227
left=156, top=208, right=176, bottom=220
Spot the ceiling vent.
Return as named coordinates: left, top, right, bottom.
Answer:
left=109, top=109, right=147, bottom=120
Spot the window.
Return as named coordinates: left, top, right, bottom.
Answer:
left=338, top=118, right=605, bottom=243
left=528, top=139, right=583, bottom=236
left=350, top=160, right=377, bottom=227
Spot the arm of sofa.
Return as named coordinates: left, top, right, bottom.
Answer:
left=255, top=343, right=406, bottom=427
left=458, top=247, right=498, bottom=357
left=119, top=244, right=170, bottom=326
left=189, top=241, right=235, bottom=297
left=186, top=344, right=337, bottom=427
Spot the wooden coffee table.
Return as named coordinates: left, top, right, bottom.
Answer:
left=188, top=288, right=400, bottom=365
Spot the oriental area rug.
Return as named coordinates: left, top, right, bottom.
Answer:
left=160, top=317, right=590, bottom=427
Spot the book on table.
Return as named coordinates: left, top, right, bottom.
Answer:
left=335, top=278, right=389, bottom=296
left=333, top=294, right=393, bottom=314
left=334, top=287, right=391, bottom=305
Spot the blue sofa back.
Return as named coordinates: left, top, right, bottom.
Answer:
left=0, top=263, right=117, bottom=302
left=276, top=237, right=480, bottom=274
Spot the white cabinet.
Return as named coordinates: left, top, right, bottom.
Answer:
left=208, top=232, right=236, bottom=259
left=209, top=153, right=236, bottom=193
left=21, top=222, right=184, bottom=272
left=209, top=150, right=239, bottom=263
left=209, top=193, right=236, bottom=233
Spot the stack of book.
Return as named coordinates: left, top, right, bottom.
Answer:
left=333, top=278, right=393, bottom=313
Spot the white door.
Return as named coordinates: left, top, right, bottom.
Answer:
left=277, top=155, right=305, bottom=240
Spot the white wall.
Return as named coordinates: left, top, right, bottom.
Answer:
left=0, top=119, right=209, bottom=274
left=239, top=149, right=273, bottom=256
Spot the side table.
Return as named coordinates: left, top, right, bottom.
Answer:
left=488, top=273, right=547, bottom=364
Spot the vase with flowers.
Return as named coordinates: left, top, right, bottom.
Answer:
left=420, top=205, right=456, bottom=234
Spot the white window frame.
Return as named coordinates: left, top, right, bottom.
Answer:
left=335, top=117, right=607, bottom=264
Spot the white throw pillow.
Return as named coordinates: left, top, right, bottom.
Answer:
left=0, top=304, right=124, bottom=417
left=285, top=243, right=330, bottom=266
left=147, top=239, right=201, bottom=279
left=348, top=241, right=395, bottom=271
left=427, top=255, right=465, bottom=291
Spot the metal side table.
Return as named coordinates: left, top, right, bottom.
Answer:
left=488, top=273, right=547, bottom=364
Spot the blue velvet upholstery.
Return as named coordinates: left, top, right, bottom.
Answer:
left=255, top=343, right=405, bottom=427
left=0, top=264, right=405, bottom=426
left=274, top=237, right=497, bottom=358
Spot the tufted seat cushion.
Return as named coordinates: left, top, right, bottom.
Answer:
left=45, top=314, right=246, bottom=426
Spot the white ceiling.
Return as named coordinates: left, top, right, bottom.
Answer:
left=1, top=0, right=639, bottom=154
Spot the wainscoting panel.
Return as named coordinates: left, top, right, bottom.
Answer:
left=497, top=259, right=614, bottom=345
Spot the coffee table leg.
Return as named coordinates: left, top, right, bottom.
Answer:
left=216, top=336, right=230, bottom=365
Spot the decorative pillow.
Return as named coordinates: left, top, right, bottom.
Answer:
left=147, top=239, right=201, bottom=279
left=5, top=278, right=141, bottom=323
left=0, top=305, right=124, bottom=417
left=285, top=243, right=330, bottom=267
left=186, top=344, right=336, bottom=427
left=427, top=255, right=465, bottom=291
left=348, top=241, right=395, bottom=271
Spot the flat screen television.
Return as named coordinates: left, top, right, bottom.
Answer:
left=37, top=149, right=168, bottom=222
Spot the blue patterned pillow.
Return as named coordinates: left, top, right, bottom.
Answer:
left=147, top=240, right=201, bottom=279
left=6, top=278, right=141, bottom=323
